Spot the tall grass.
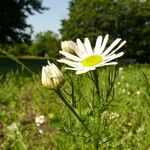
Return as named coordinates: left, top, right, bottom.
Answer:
left=0, top=61, right=150, bottom=149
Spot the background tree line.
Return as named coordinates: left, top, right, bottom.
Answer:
left=3, top=31, right=60, bottom=57
left=0, top=0, right=149, bottom=62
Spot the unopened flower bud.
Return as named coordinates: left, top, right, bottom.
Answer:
left=41, top=61, right=65, bottom=89
left=61, top=41, right=76, bottom=54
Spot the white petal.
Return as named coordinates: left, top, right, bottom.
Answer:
left=99, top=34, right=109, bottom=55
left=59, top=51, right=81, bottom=61
left=76, top=38, right=87, bottom=54
left=47, top=60, right=52, bottom=65
left=51, top=63, right=62, bottom=77
left=104, top=52, right=124, bottom=62
left=69, top=43, right=84, bottom=58
left=76, top=66, right=96, bottom=74
left=57, top=59, right=82, bottom=68
left=107, top=41, right=126, bottom=57
left=94, top=36, right=102, bottom=54
left=76, top=68, right=91, bottom=74
left=41, top=66, right=46, bottom=83
left=101, top=38, right=121, bottom=56
left=64, top=66, right=96, bottom=74
left=97, top=62, right=118, bottom=67
left=65, top=67, right=84, bottom=70
left=84, top=38, right=93, bottom=55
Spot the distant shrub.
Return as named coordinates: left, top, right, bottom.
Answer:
left=9, top=44, right=29, bottom=56
left=28, top=31, right=60, bottom=58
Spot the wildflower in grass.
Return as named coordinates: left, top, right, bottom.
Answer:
left=127, top=92, right=130, bottom=95
left=58, top=34, right=126, bottom=74
left=109, top=112, right=119, bottom=120
left=102, top=111, right=119, bottom=120
left=35, top=115, right=45, bottom=127
left=117, top=82, right=121, bottom=85
left=136, top=91, right=140, bottom=95
left=41, top=61, right=65, bottom=89
left=121, top=75, right=125, bottom=79
left=61, top=41, right=76, bottom=54
left=38, top=129, right=43, bottom=134
left=122, top=89, right=126, bottom=93
left=119, top=67, right=123, bottom=72
left=101, top=111, right=109, bottom=119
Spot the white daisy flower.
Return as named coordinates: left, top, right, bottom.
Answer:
left=57, top=34, right=126, bottom=74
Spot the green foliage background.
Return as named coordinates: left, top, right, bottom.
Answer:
left=1, top=31, right=60, bottom=58
left=0, top=0, right=47, bottom=44
left=0, top=0, right=149, bottom=62
left=29, top=31, right=60, bottom=57
left=60, top=0, right=150, bottom=62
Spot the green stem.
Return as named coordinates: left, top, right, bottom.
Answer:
left=93, top=70, right=101, bottom=99
left=55, top=89, right=91, bottom=135
left=94, top=139, right=99, bottom=150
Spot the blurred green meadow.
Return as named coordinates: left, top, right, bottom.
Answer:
left=0, top=57, right=150, bottom=149
left=0, top=57, right=49, bottom=74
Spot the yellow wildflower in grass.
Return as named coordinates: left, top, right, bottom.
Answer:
left=41, top=61, right=65, bottom=89
left=58, top=34, right=126, bottom=74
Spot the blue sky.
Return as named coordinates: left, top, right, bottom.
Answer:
left=27, top=0, right=70, bottom=37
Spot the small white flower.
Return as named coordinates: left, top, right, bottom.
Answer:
left=61, top=41, right=76, bottom=54
left=102, top=111, right=119, bottom=120
left=119, top=67, right=123, bottom=72
left=127, top=92, right=130, bottom=95
left=101, top=111, right=109, bottom=119
left=122, top=89, right=126, bottom=92
left=41, top=61, right=65, bottom=89
left=58, top=34, right=126, bottom=74
left=121, top=75, right=124, bottom=79
left=117, top=82, right=121, bottom=85
left=38, top=129, right=43, bottom=134
left=136, top=91, right=140, bottom=95
left=109, top=112, right=119, bottom=120
left=35, top=115, right=45, bottom=126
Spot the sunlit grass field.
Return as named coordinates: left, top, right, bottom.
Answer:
left=0, top=58, right=150, bottom=150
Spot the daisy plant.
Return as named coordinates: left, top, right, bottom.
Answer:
left=42, top=35, right=126, bottom=149
left=58, top=34, right=126, bottom=74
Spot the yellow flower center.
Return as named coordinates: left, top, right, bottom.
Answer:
left=82, top=55, right=103, bottom=67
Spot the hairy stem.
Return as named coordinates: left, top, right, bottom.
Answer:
left=55, top=89, right=92, bottom=135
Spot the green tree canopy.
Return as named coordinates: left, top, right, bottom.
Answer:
left=29, top=31, right=60, bottom=58
left=60, top=0, right=150, bottom=62
left=0, top=0, right=47, bottom=44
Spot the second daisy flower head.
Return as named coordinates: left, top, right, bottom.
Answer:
left=58, top=34, right=126, bottom=74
